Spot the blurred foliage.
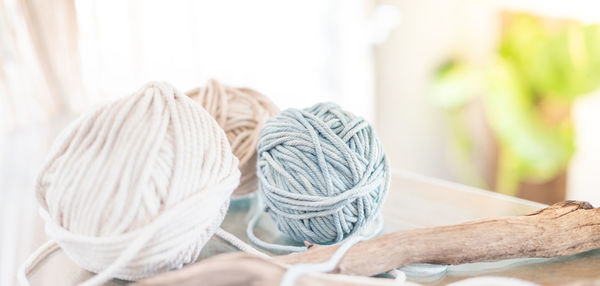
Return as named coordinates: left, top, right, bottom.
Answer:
left=431, top=14, right=600, bottom=195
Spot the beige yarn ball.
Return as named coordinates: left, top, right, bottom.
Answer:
left=34, top=82, right=240, bottom=284
left=187, top=79, right=279, bottom=198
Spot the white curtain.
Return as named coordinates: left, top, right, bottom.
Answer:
left=0, top=1, right=378, bottom=283
left=75, top=0, right=376, bottom=121
left=1, top=0, right=82, bottom=284
left=0, top=0, right=83, bottom=132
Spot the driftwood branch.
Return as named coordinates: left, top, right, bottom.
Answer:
left=137, top=201, right=600, bottom=286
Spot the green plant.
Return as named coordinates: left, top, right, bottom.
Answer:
left=431, top=14, right=600, bottom=195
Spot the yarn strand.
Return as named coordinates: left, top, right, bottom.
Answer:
left=279, top=234, right=366, bottom=286
left=214, top=228, right=269, bottom=258
left=277, top=215, right=388, bottom=286
left=246, top=195, right=308, bottom=253
left=18, top=241, right=60, bottom=286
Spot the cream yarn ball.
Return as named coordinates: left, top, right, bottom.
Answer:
left=34, top=82, right=240, bottom=284
left=187, top=79, right=278, bottom=198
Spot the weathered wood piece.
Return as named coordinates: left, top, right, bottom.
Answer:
left=137, top=201, right=600, bottom=286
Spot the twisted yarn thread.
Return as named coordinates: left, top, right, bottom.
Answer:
left=251, top=102, right=390, bottom=250
left=187, top=79, right=279, bottom=198
left=21, top=82, right=242, bottom=285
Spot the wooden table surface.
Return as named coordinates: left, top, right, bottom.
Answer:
left=18, top=169, right=599, bottom=285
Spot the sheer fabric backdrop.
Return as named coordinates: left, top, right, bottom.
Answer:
left=75, top=0, right=375, bottom=120
left=0, top=0, right=376, bottom=284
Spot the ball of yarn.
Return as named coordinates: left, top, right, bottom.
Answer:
left=187, top=79, right=278, bottom=198
left=35, top=82, right=240, bottom=281
left=256, top=102, right=390, bottom=245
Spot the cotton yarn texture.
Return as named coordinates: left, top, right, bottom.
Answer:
left=255, top=102, right=390, bottom=247
left=187, top=79, right=279, bottom=198
left=28, top=82, right=240, bottom=285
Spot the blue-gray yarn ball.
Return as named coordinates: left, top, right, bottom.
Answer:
left=256, top=102, right=390, bottom=245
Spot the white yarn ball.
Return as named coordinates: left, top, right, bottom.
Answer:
left=35, top=82, right=240, bottom=281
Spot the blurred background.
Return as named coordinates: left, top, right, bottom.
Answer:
left=2, top=0, right=600, bottom=283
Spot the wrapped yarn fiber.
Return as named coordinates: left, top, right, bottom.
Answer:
left=187, top=79, right=279, bottom=198
left=22, top=82, right=241, bottom=285
left=250, top=102, right=390, bottom=250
